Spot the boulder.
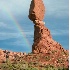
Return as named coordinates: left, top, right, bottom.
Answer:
left=29, top=0, right=45, bottom=21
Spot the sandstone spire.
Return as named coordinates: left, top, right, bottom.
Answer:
left=29, top=0, right=67, bottom=54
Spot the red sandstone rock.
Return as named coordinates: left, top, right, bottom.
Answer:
left=32, top=21, right=65, bottom=53
left=0, top=49, right=27, bottom=63
left=29, top=0, right=59, bottom=53
left=29, top=0, right=67, bottom=54
left=0, top=49, right=6, bottom=63
left=29, top=0, right=45, bottom=21
left=0, top=49, right=69, bottom=68
left=0, top=0, right=69, bottom=68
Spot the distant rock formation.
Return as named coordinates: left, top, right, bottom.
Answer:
left=28, top=0, right=67, bottom=54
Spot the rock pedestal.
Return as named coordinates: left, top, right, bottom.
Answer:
left=32, top=20, right=65, bottom=53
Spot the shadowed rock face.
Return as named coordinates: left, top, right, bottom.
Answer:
left=28, top=0, right=45, bottom=21
left=29, top=0, right=67, bottom=54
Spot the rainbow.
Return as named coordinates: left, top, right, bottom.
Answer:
left=4, top=6, right=31, bottom=48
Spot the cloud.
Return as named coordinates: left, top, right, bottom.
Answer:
left=24, top=31, right=33, bottom=35
left=0, top=0, right=31, bottom=15
left=0, top=21, right=18, bottom=34
left=51, top=29, right=69, bottom=36
left=0, top=22, right=7, bottom=27
left=0, top=32, right=20, bottom=40
left=9, top=40, right=25, bottom=46
left=0, top=22, right=13, bottom=29
left=9, top=40, right=31, bottom=47
left=43, top=0, right=69, bottom=17
left=0, top=0, right=68, bottom=18
left=0, top=21, right=33, bottom=40
left=0, top=22, right=19, bottom=40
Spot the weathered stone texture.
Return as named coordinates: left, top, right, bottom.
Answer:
left=29, top=0, right=45, bottom=21
left=32, top=21, right=65, bottom=53
left=28, top=0, right=66, bottom=54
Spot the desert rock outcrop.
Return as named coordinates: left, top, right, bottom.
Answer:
left=29, top=0, right=67, bottom=54
left=0, top=49, right=26, bottom=63
left=32, top=20, right=67, bottom=54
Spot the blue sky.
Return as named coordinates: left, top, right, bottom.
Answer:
left=0, top=0, right=69, bottom=53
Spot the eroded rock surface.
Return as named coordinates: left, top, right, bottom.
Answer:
left=32, top=21, right=68, bottom=54
left=0, top=49, right=26, bottom=63
left=29, top=0, right=45, bottom=21
left=0, top=0, right=68, bottom=69
left=29, top=0, right=68, bottom=54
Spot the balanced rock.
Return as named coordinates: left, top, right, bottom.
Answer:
left=29, top=0, right=45, bottom=21
left=28, top=0, right=66, bottom=54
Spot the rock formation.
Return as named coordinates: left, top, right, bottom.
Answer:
left=0, top=49, right=26, bottom=63
left=28, top=0, right=67, bottom=54
left=0, top=49, right=69, bottom=68
left=0, top=1, right=69, bottom=68
left=29, top=0, right=45, bottom=21
left=0, top=0, right=69, bottom=69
